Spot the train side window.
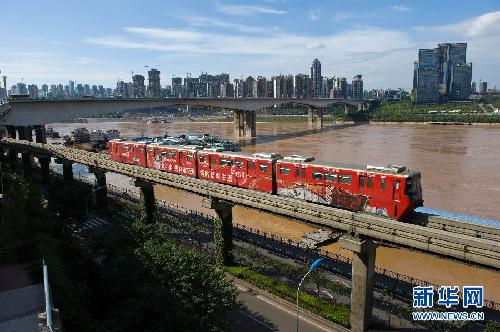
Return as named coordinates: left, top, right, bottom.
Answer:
left=179, top=152, right=184, bottom=161
left=339, top=174, right=352, bottom=185
left=367, top=177, right=373, bottom=188
left=225, top=159, right=234, bottom=166
left=220, top=159, right=226, bottom=166
left=147, top=148, right=154, bottom=154
left=312, top=171, right=323, bottom=180
left=302, top=168, right=306, bottom=178
left=325, top=172, right=337, bottom=182
left=235, top=160, right=243, bottom=168
left=381, top=178, right=386, bottom=190
left=199, top=154, right=206, bottom=163
left=395, top=181, right=400, bottom=189
left=210, top=156, right=217, bottom=167
left=160, top=151, right=167, bottom=157
left=120, top=145, right=129, bottom=151
left=359, top=175, right=366, bottom=187
left=280, top=166, right=290, bottom=175
left=187, top=153, right=194, bottom=161
left=259, top=164, right=268, bottom=173
left=248, top=160, right=254, bottom=170
left=295, top=167, right=300, bottom=177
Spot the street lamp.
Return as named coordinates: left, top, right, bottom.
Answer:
left=296, top=257, right=324, bottom=332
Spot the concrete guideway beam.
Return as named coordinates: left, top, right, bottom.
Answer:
left=202, top=197, right=234, bottom=266
left=0, top=138, right=498, bottom=269
left=131, top=178, right=156, bottom=224
left=88, top=166, right=108, bottom=209
left=233, top=110, right=256, bottom=138
left=339, top=236, right=376, bottom=332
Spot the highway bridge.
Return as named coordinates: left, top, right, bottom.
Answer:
left=1, top=134, right=498, bottom=332
left=0, top=98, right=369, bottom=138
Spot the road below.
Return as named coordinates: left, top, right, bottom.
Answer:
left=228, top=277, right=348, bottom=332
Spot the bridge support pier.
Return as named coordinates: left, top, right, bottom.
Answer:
left=39, top=156, right=51, bottom=183
left=339, top=236, right=376, bottom=332
left=132, top=179, right=156, bottom=224
left=5, top=126, right=18, bottom=166
left=89, top=167, right=107, bottom=209
left=202, top=197, right=234, bottom=266
left=62, top=160, right=73, bottom=181
left=17, top=126, right=33, bottom=177
left=34, top=125, right=47, bottom=144
left=307, top=107, right=323, bottom=129
left=233, top=110, right=256, bottom=138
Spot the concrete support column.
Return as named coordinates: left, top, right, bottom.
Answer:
left=62, top=160, right=73, bottom=181
left=233, top=110, right=256, bottom=138
left=202, top=197, right=234, bottom=266
left=17, top=126, right=33, bottom=177
left=339, top=236, right=376, bottom=332
left=6, top=125, right=17, bottom=139
left=308, top=107, right=315, bottom=129
left=316, top=108, right=323, bottom=129
left=89, top=166, right=107, bottom=209
left=5, top=126, right=18, bottom=165
left=308, top=107, right=323, bottom=129
left=34, top=125, right=47, bottom=144
left=344, top=104, right=350, bottom=115
left=132, top=179, right=156, bottom=224
left=39, top=156, right=51, bottom=183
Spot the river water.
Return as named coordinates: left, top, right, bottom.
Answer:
left=52, top=119, right=500, bottom=302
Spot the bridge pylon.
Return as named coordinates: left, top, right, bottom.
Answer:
left=233, top=110, right=256, bottom=138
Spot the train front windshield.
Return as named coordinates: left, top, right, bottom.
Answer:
left=406, top=174, right=423, bottom=206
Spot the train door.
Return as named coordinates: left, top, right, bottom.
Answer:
left=392, top=179, right=401, bottom=202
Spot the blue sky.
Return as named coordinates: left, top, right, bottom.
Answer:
left=1, top=0, right=499, bottom=89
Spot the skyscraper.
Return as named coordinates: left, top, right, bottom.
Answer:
left=479, top=80, right=488, bottom=94
left=69, top=80, right=75, bottom=97
left=310, top=59, right=322, bottom=98
left=147, top=68, right=161, bottom=98
left=351, top=75, right=363, bottom=100
left=414, top=48, right=439, bottom=103
left=414, top=42, right=471, bottom=103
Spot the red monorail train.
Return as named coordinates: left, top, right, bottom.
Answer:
left=108, top=139, right=423, bottom=220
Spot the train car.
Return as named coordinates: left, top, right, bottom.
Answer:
left=275, top=155, right=423, bottom=220
left=197, top=150, right=281, bottom=193
left=146, top=143, right=198, bottom=177
left=108, top=139, right=148, bottom=167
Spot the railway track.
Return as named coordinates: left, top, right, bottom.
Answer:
left=2, top=138, right=500, bottom=269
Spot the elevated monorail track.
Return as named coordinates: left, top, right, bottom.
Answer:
left=2, top=138, right=499, bottom=269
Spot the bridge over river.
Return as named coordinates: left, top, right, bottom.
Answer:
left=0, top=98, right=370, bottom=138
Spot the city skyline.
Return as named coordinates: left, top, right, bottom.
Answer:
left=1, top=1, right=499, bottom=89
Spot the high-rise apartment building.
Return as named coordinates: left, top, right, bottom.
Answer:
left=293, top=74, right=310, bottom=99
left=310, top=58, right=322, bottom=98
left=132, top=74, right=145, bottom=98
left=351, top=75, right=363, bottom=100
left=334, top=77, right=347, bottom=99
left=147, top=68, right=161, bottom=98
left=27, top=84, right=38, bottom=98
left=479, top=80, right=488, bottom=93
left=253, top=76, right=267, bottom=98
left=69, top=80, right=75, bottom=97
left=171, top=77, right=182, bottom=98
left=471, top=82, right=476, bottom=94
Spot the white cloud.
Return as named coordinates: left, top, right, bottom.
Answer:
left=181, top=15, right=273, bottom=34
left=414, top=10, right=500, bottom=38
left=215, top=1, right=287, bottom=16
left=308, top=9, right=320, bottom=21
left=390, top=5, right=412, bottom=13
